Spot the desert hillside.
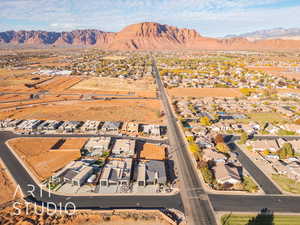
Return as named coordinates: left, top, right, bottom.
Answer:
left=1, top=22, right=300, bottom=50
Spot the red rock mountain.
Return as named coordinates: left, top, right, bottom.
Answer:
left=1, top=22, right=300, bottom=50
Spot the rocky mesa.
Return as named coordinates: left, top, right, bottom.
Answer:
left=1, top=22, right=300, bottom=50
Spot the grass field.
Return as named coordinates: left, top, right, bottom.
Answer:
left=221, top=214, right=300, bottom=225
left=249, top=112, right=287, bottom=123
left=236, top=112, right=287, bottom=124
left=272, top=174, right=300, bottom=194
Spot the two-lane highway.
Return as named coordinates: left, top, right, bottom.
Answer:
left=152, top=59, right=217, bottom=225
left=2, top=130, right=300, bottom=214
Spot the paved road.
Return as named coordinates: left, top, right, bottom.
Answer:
left=2, top=131, right=300, bottom=215
left=209, top=194, right=300, bottom=213
left=17, top=132, right=168, bottom=144
left=227, top=134, right=300, bottom=195
left=228, top=142, right=282, bottom=195
left=152, top=59, right=217, bottom=225
left=230, top=135, right=300, bottom=141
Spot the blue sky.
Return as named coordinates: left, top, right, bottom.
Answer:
left=0, top=0, right=300, bottom=36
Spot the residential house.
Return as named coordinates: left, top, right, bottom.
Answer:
left=84, top=137, right=111, bottom=156
left=101, top=121, right=121, bottom=132
left=265, top=124, right=280, bottom=134
left=51, top=160, right=94, bottom=186
left=247, top=140, right=279, bottom=152
left=135, top=160, right=167, bottom=186
left=202, top=149, right=227, bottom=163
left=142, top=124, right=161, bottom=136
left=121, top=122, right=139, bottom=134
left=112, top=139, right=136, bottom=158
left=213, top=162, right=242, bottom=185
left=99, top=158, right=133, bottom=187
left=59, top=121, right=82, bottom=132
left=81, top=120, right=101, bottom=132
left=280, top=124, right=300, bottom=134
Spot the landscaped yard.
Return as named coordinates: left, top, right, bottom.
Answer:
left=221, top=214, right=300, bottom=225
left=271, top=174, right=300, bottom=194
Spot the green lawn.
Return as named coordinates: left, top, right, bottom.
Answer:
left=271, top=174, right=300, bottom=194
left=221, top=214, right=300, bottom=225
left=248, top=112, right=287, bottom=123
left=236, top=112, right=287, bottom=124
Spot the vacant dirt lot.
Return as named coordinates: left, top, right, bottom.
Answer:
left=0, top=95, right=80, bottom=111
left=54, top=138, right=87, bottom=150
left=8, top=138, right=82, bottom=181
left=0, top=207, right=172, bottom=225
left=0, top=74, right=52, bottom=93
left=0, top=93, right=30, bottom=102
left=38, top=76, right=83, bottom=92
left=0, top=161, right=18, bottom=205
left=71, top=77, right=156, bottom=92
left=1, top=99, right=164, bottom=124
left=168, top=88, right=243, bottom=98
left=0, top=68, right=36, bottom=78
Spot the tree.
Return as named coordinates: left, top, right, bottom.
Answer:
left=263, top=149, right=270, bottom=156
left=200, top=165, right=214, bottom=184
left=215, top=134, right=224, bottom=144
left=246, top=210, right=274, bottom=225
left=216, top=143, right=230, bottom=153
left=239, top=131, right=248, bottom=144
left=186, top=136, right=194, bottom=143
left=295, top=119, right=300, bottom=125
left=101, top=151, right=110, bottom=158
left=243, top=176, right=259, bottom=193
left=189, top=142, right=200, bottom=153
left=277, top=143, right=294, bottom=159
left=200, top=116, right=212, bottom=126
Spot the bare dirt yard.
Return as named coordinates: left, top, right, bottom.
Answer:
left=0, top=99, right=164, bottom=124
left=8, top=138, right=82, bottom=181
left=53, top=138, right=87, bottom=151
left=0, top=207, right=173, bottom=225
left=0, top=161, right=18, bottom=205
left=168, top=88, right=243, bottom=98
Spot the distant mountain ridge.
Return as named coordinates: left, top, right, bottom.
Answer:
left=226, top=27, right=300, bottom=40
left=1, top=22, right=300, bottom=50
